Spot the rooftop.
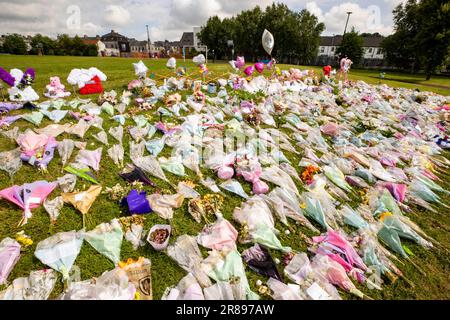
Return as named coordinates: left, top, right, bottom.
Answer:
left=320, top=34, right=385, bottom=47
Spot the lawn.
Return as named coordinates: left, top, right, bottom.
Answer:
left=0, top=55, right=449, bottom=300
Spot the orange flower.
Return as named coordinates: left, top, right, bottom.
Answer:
left=301, top=165, right=320, bottom=184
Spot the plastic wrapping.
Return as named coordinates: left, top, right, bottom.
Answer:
left=167, top=235, right=212, bottom=288
left=75, top=148, right=102, bottom=171
left=34, top=230, right=84, bottom=280
left=107, top=144, right=124, bottom=168
left=0, top=269, right=57, bottom=300
left=0, top=238, right=21, bottom=285
left=60, top=267, right=135, bottom=300
left=43, top=196, right=64, bottom=223
left=197, top=217, right=238, bottom=251
left=84, top=219, right=123, bottom=264
left=0, top=148, right=22, bottom=178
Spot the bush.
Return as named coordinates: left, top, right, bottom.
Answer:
left=2, top=34, right=28, bottom=55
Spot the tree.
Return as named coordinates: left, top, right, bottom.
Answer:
left=198, top=16, right=234, bottom=60
left=55, top=34, right=73, bottom=55
left=336, top=28, right=364, bottom=65
left=197, top=3, right=324, bottom=63
left=2, top=34, right=28, bottom=55
left=30, top=34, right=57, bottom=55
left=382, top=0, right=450, bottom=79
left=233, top=6, right=264, bottom=61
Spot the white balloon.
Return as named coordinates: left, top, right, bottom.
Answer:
left=192, top=54, right=206, bottom=66
left=262, top=29, right=275, bottom=55
left=133, top=60, right=148, bottom=78
left=166, top=57, right=177, bottom=69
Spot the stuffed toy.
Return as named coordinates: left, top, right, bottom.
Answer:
left=67, top=67, right=107, bottom=95
left=44, top=76, right=71, bottom=99
left=79, top=75, right=103, bottom=95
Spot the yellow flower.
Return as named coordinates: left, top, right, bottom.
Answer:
left=379, top=211, right=393, bottom=222
left=300, top=202, right=307, bottom=209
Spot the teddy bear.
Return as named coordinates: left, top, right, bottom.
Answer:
left=44, top=76, right=71, bottom=98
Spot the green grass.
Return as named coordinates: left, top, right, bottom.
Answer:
left=0, top=55, right=449, bottom=300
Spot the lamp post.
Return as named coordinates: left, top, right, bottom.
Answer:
left=343, top=11, right=352, bottom=36
left=146, top=24, right=151, bottom=58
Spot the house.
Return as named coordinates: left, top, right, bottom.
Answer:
left=100, top=30, right=131, bottom=57
left=129, top=39, right=150, bottom=58
left=180, top=32, right=194, bottom=49
left=154, top=40, right=180, bottom=56
left=81, top=35, right=101, bottom=46
left=317, top=34, right=385, bottom=67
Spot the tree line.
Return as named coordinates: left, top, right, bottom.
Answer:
left=197, top=3, right=325, bottom=65
left=0, top=34, right=98, bottom=56
left=381, top=0, right=449, bottom=79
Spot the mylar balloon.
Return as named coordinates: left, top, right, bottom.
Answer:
left=166, top=57, right=176, bottom=69
left=235, top=56, right=245, bottom=69
left=229, top=61, right=239, bottom=72
left=254, top=62, right=264, bottom=74
left=192, top=54, right=206, bottom=66
left=244, top=65, right=255, bottom=77
left=133, top=61, right=148, bottom=78
left=262, top=29, right=275, bottom=55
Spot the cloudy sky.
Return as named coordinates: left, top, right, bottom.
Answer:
left=0, top=0, right=406, bottom=41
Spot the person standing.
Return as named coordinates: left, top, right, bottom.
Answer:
left=340, top=56, right=353, bottom=83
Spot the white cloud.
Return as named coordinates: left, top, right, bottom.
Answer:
left=103, top=5, right=131, bottom=27
left=307, top=1, right=393, bottom=35
left=0, top=0, right=398, bottom=40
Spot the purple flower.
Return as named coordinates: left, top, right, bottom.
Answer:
left=20, top=68, right=35, bottom=87
left=0, top=102, right=23, bottom=113
left=0, top=67, right=15, bottom=87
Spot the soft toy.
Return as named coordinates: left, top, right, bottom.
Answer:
left=67, top=67, right=107, bottom=95
left=79, top=75, right=104, bottom=95
left=44, top=76, right=71, bottom=99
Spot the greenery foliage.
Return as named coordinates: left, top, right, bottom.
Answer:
left=381, top=0, right=450, bottom=79
left=197, top=3, right=325, bottom=64
left=1, top=33, right=98, bottom=56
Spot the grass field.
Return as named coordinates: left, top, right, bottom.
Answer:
left=0, top=55, right=449, bottom=300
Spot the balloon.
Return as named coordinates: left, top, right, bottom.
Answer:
left=254, top=62, right=264, bottom=74
left=244, top=66, right=255, bottom=77
left=266, top=59, right=274, bottom=70
left=133, top=61, right=148, bottom=78
left=166, top=57, right=176, bottom=69
left=192, top=54, right=206, bottom=66
left=235, top=56, right=245, bottom=69
left=262, top=29, right=274, bottom=55
left=229, top=61, right=239, bottom=72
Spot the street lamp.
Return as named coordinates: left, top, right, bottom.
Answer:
left=146, top=24, right=151, bottom=58
left=343, top=12, right=352, bottom=36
